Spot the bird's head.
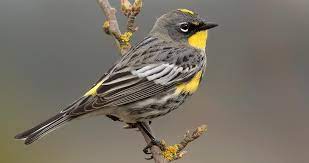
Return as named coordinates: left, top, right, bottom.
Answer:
left=150, top=9, right=218, bottom=51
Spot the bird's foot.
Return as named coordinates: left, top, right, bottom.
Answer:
left=143, top=139, right=183, bottom=161
left=143, top=139, right=165, bottom=160
left=143, top=139, right=165, bottom=154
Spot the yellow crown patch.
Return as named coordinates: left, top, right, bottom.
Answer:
left=177, top=9, right=195, bottom=15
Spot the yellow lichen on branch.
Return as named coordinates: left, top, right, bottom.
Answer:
left=159, top=125, right=208, bottom=161
left=120, top=32, right=133, bottom=44
left=161, top=143, right=179, bottom=161
left=102, top=21, right=110, bottom=34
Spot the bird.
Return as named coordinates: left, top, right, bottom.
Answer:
left=15, top=8, right=218, bottom=152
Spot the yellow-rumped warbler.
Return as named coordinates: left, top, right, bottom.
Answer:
left=15, top=9, right=217, bottom=149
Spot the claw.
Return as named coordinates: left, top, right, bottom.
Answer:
left=142, top=139, right=182, bottom=161
left=143, top=143, right=153, bottom=160
left=143, top=146, right=152, bottom=155
left=145, top=155, right=153, bottom=160
left=143, top=139, right=165, bottom=155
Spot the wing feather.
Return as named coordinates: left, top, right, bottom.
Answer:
left=68, top=37, right=204, bottom=116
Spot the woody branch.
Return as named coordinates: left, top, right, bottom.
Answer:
left=97, top=0, right=141, bottom=55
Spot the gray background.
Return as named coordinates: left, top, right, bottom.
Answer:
left=1, top=0, right=308, bottom=163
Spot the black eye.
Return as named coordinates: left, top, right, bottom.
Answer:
left=179, top=22, right=189, bottom=33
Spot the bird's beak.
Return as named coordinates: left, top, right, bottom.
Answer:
left=200, top=22, right=218, bottom=30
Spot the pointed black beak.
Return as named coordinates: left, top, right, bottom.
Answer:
left=200, top=22, right=218, bottom=30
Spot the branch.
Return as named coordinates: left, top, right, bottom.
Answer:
left=171, top=124, right=208, bottom=161
left=137, top=123, right=208, bottom=162
left=97, top=1, right=208, bottom=162
left=97, top=0, right=141, bottom=55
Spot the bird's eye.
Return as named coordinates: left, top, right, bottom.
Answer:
left=179, top=22, right=189, bottom=33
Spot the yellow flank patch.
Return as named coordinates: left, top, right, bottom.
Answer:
left=178, top=9, right=195, bottom=15
left=188, top=30, right=208, bottom=50
left=176, top=71, right=203, bottom=94
left=84, top=80, right=104, bottom=96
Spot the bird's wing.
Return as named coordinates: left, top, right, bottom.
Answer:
left=67, top=37, right=204, bottom=116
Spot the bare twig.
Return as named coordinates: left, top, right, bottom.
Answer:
left=172, top=124, right=208, bottom=161
left=97, top=0, right=141, bottom=55
left=97, top=0, right=123, bottom=53
left=97, top=1, right=208, bottom=162
left=178, top=124, right=208, bottom=152
left=122, top=0, right=142, bottom=32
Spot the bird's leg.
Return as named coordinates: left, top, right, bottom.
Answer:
left=137, top=121, right=186, bottom=161
left=136, top=122, right=165, bottom=155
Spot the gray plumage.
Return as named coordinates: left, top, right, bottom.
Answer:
left=15, top=9, right=217, bottom=145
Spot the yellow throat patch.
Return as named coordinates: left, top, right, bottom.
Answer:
left=188, top=30, right=208, bottom=50
left=176, top=71, right=203, bottom=94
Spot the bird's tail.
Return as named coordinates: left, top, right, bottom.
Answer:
left=14, top=111, right=72, bottom=145
left=14, top=96, right=88, bottom=145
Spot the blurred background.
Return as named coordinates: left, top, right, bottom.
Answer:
left=1, top=0, right=308, bottom=163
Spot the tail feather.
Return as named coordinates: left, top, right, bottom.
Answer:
left=14, top=112, right=71, bottom=145
left=25, top=115, right=70, bottom=145
left=15, top=96, right=90, bottom=145
left=14, top=112, right=64, bottom=140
